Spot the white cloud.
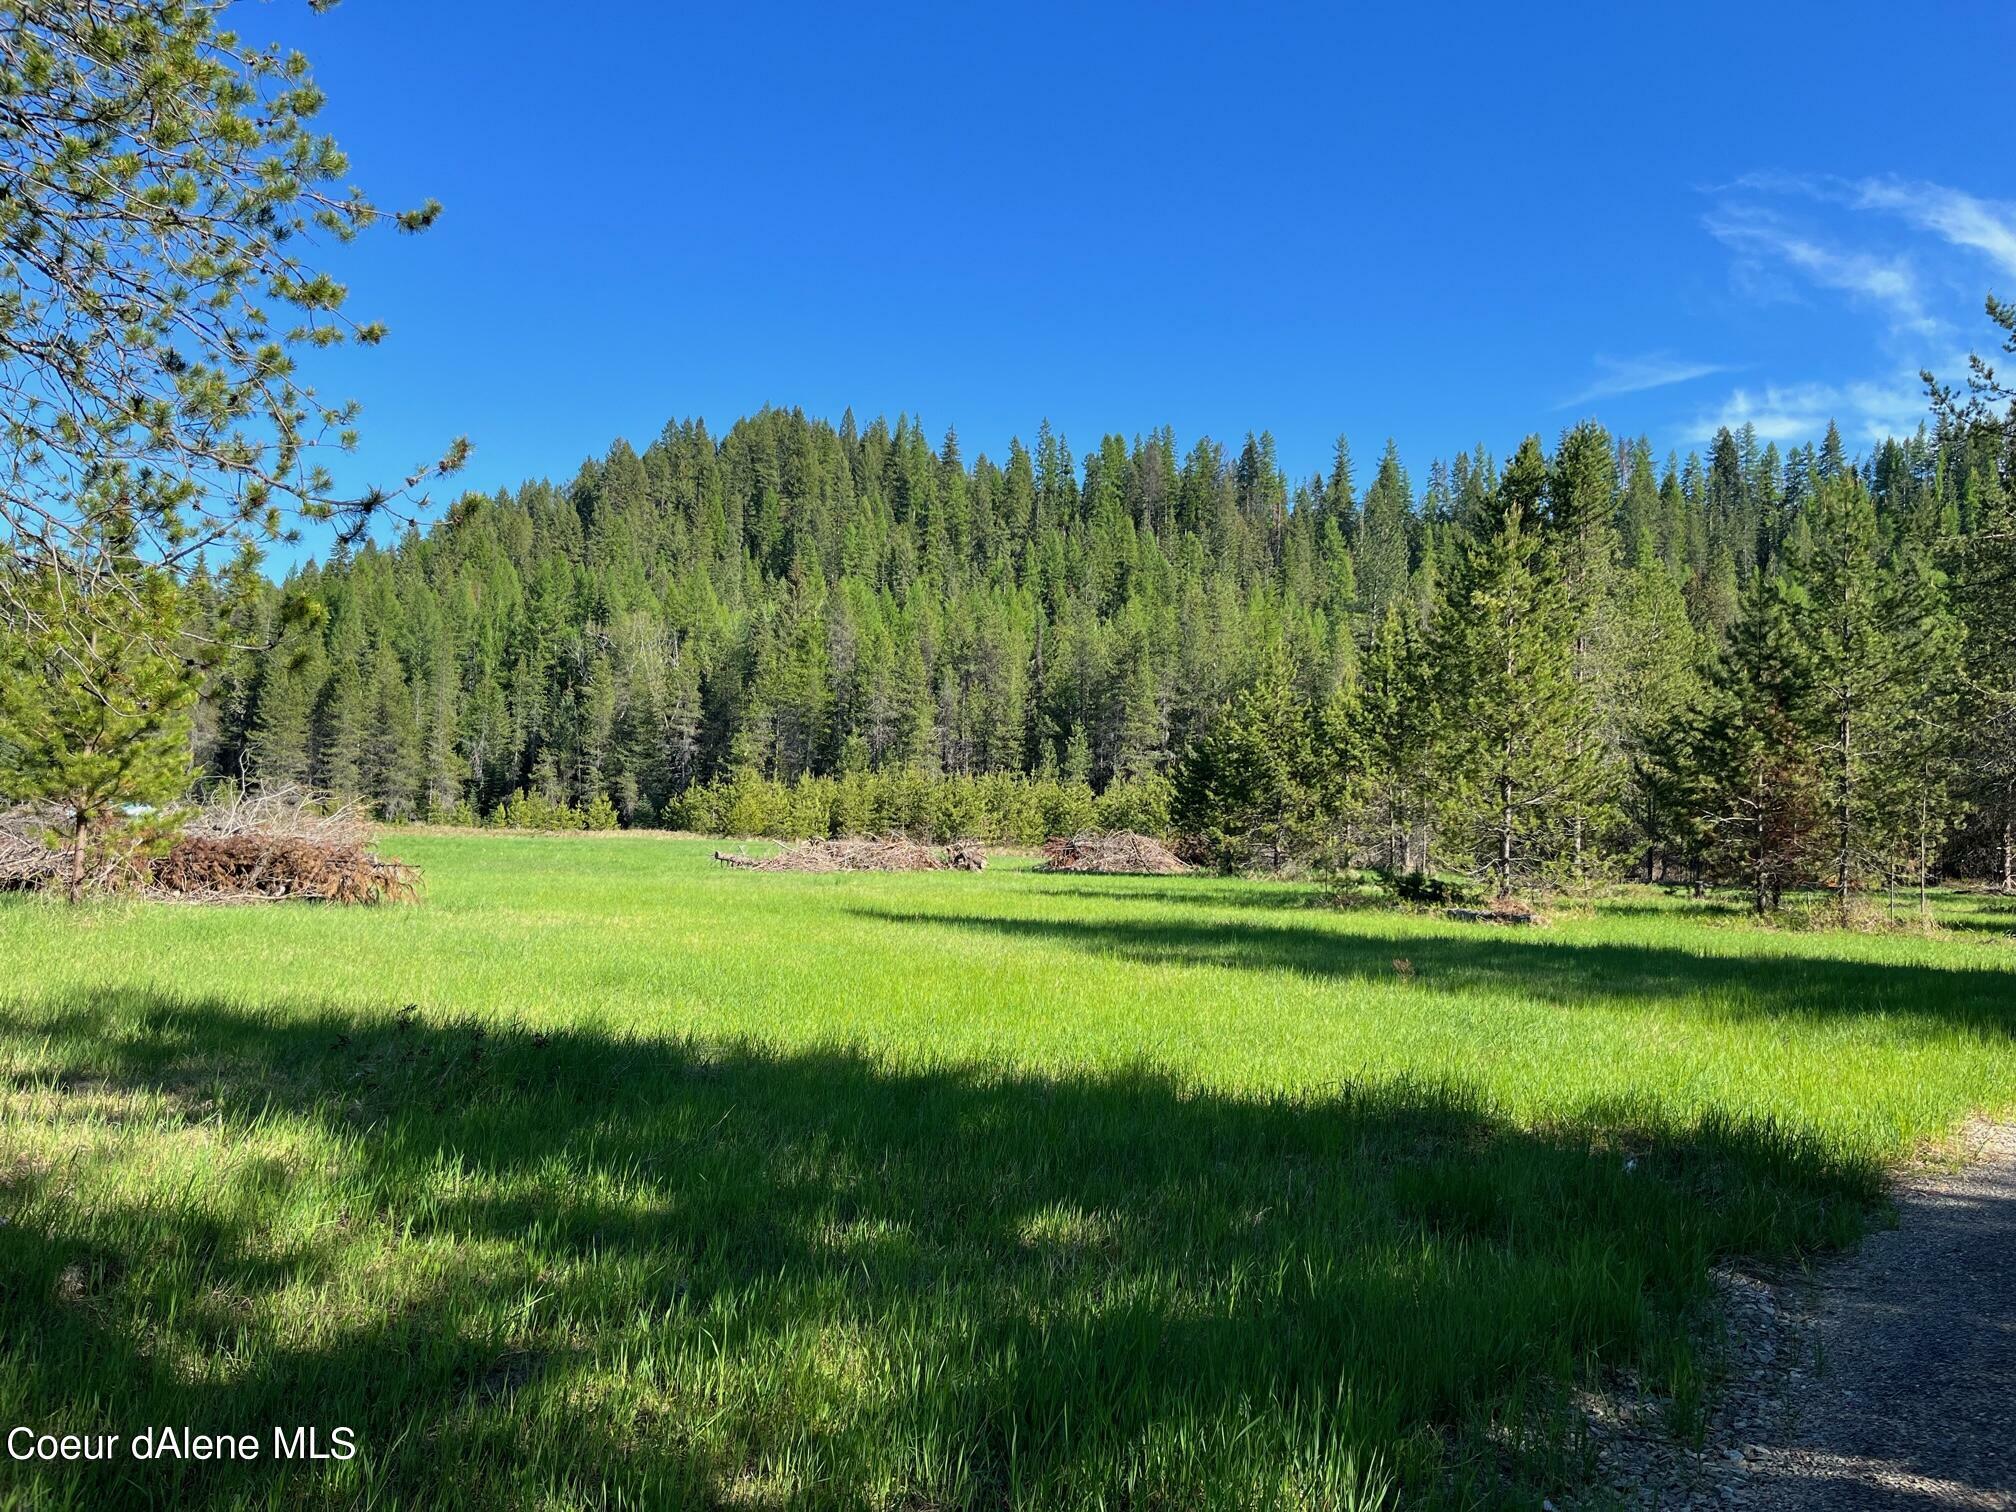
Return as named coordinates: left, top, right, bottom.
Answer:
left=1688, top=375, right=1929, bottom=447
left=1844, top=177, right=2016, bottom=280
left=1730, top=173, right=2016, bottom=281
left=1562, top=353, right=1733, bottom=407
left=1679, top=173, right=2004, bottom=450
left=1702, top=205, right=1936, bottom=335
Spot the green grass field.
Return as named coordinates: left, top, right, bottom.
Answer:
left=2, top=833, right=2012, bottom=1509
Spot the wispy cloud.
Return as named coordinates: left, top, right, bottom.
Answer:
left=1843, top=178, right=2016, bottom=280
left=1679, top=172, right=2009, bottom=451
left=1702, top=204, right=1935, bottom=335
left=1731, top=173, right=2016, bottom=280
left=1562, top=352, right=1733, bottom=408
left=1687, top=375, right=1928, bottom=447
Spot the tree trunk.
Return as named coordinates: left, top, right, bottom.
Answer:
left=1918, top=793, right=1930, bottom=924
left=1752, top=783, right=1768, bottom=914
left=1498, top=773, right=1514, bottom=897
left=68, top=810, right=88, bottom=905
left=1836, top=702, right=1853, bottom=910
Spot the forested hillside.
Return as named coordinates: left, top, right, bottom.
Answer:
left=190, top=404, right=2016, bottom=895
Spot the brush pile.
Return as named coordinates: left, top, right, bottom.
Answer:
left=148, top=789, right=418, bottom=903
left=1445, top=897, right=1546, bottom=926
left=0, top=788, right=418, bottom=903
left=0, top=812, right=66, bottom=891
left=1040, top=831, right=1192, bottom=876
left=1, top=803, right=153, bottom=893
left=150, top=833, right=418, bottom=903
left=713, top=836, right=985, bottom=873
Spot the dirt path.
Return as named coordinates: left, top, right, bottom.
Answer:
left=1739, top=1121, right=2016, bottom=1510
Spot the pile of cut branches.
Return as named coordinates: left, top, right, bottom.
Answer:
left=0, top=804, right=153, bottom=894
left=183, top=785, right=375, bottom=846
left=0, top=812, right=67, bottom=891
left=1040, top=831, right=1192, bottom=876
left=713, top=836, right=985, bottom=873
left=0, top=788, right=418, bottom=904
left=150, top=833, right=418, bottom=904
left=146, top=788, right=417, bottom=903
left=1444, top=898, right=1547, bottom=926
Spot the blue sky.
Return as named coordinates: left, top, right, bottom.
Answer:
left=265, top=2, right=2016, bottom=545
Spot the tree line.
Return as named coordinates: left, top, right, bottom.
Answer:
left=162, top=397, right=2016, bottom=906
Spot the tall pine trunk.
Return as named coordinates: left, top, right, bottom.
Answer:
left=1750, top=774, right=1769, bottom=915
left=1918, top=792, right=1930, bottom=923
left=1835, top=701, right=1853, bottom=910
left=1753, top=825, right=1768, bottom=915
left=1642, top=790, right=1657, bottom=883
left=1498, top=771, right=1514, bottom=897
left=68, top=810, right=89, bottom=905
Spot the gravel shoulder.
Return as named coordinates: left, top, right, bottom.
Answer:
left=1740, top=1121, right=2016, bottom=1510
left=1575, top=1122, right=2016, bottom=1510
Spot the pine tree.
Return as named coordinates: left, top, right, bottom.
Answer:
left=1618, top=439, right=1663, bottom=565
left=421, top=648, right=462, bottom=819
left=1600, top=545, right=1702, bottom=880
left=0, top=563, right=198, bottom=900
left=1433, top=475, right=1597, bottom=896
left=1546, top=421, right=1620, bottom=870
left=1356, top=602, right=1438, bottom=872
left=1873, top=536, right=1964, bottom=915
left=1356, top=442, right=1412, bottom=637
left=1801, top=475, right=1897, bottom=905
left=364, top=640, right=423, bottom=819
left=1172, top=644, right=1321, bottom=872
left=1948, top=451, right=2016, bottom=889
left=1322, top=435, right=1356, bottom=535
left=1679, top=571, right=1820, bottom=912
left=247, top=595, right=326, bottom=790
left=313, top=664, right=366, bottom=798
left=0, top=2, right=466, bottom=578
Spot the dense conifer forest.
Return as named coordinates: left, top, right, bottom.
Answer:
left=188, top=405, right=2016, bottom=901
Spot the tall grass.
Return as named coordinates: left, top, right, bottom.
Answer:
left=1, top=835, right=2010, bottom=1508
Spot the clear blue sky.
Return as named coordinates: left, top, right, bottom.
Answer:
left=265, top=1, right=2016, bottom=544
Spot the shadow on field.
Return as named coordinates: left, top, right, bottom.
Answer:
left=1593, top=892, right=2016, bottom=934
left=0, top=989, right=1890, bottom=1509
left=861, top=907, right=2016, bottom=1037
left=1023, top=880, right=1332, bottom=912
left=1935, top=894, right=2016, bottom=936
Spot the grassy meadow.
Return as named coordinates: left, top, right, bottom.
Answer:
left=1, top=832, right=2013, bottom=1509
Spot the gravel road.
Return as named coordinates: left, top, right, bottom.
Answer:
left=1568, top=1122, right=2015, bottom=1510
left=1742, top=1121, right=2015, bottom=1510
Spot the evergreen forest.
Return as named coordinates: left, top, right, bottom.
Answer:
left=188, top=407, right=2016, bottom=903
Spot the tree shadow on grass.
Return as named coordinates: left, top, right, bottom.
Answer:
left=0, top=989, right=1891, bottom=1510
left=854, top=907, right=2016, bottom=1039
left=1592, top=890, right=2016, bottom=935
left=1573, top=896, right=1757, bottom=922
left=1019, top=879, right=1333, bottom=912
left=1930, top=892, right=2016, bottom=936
